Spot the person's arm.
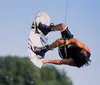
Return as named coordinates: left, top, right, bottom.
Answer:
left=41, top=58, right=76, bottom=66
left=66, top=38, right=90, bottom=52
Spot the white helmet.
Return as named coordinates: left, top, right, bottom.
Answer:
left=35, top=11, right=50, bottom=26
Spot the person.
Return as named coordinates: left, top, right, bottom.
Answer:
left=33, top=22, right=91, bottom=68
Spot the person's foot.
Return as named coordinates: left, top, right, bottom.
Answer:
left=38, top=23, right=51, bottom=35
left=33, top=46, right=48, bottom=58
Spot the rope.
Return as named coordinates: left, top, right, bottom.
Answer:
left=64, top=0, right=69, bottom=58
left=65, top=0, right=68, bottom=24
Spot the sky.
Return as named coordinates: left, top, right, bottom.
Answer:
left=0, top=0, right=100, bottom=85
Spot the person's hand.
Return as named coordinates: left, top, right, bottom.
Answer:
left=41, top=59, right=48, bottom=64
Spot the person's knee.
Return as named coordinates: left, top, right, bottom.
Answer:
left=60, top=23, right=68, bottom=31
left=56, top=38, right=64, bottom=45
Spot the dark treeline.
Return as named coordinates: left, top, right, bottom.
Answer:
left=0, top=55, right=73, bottom=85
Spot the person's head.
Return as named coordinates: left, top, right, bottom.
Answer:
left=78, top=49, right=91, bottom=66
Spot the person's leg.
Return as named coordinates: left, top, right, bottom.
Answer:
left=50, top=23, right=66, bottom=31
left=34, top=38, right=65, bottom=57
left=38, top=23, right=64, bottom=35
left=34, top=23, right=73, bottom=57
left=38, top=23, right=53, bottom=35
left=38, top=23, right=73, bottom=37
left=55, top=24, right=73, bottom=59
left=50, top=23, right=73, bottom=39
left=48, top=38, right=65, bottom=49
left=59, top=24, right=73, bottom=39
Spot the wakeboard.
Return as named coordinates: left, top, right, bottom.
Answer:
left=28, top=11, right=50, bottom=68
